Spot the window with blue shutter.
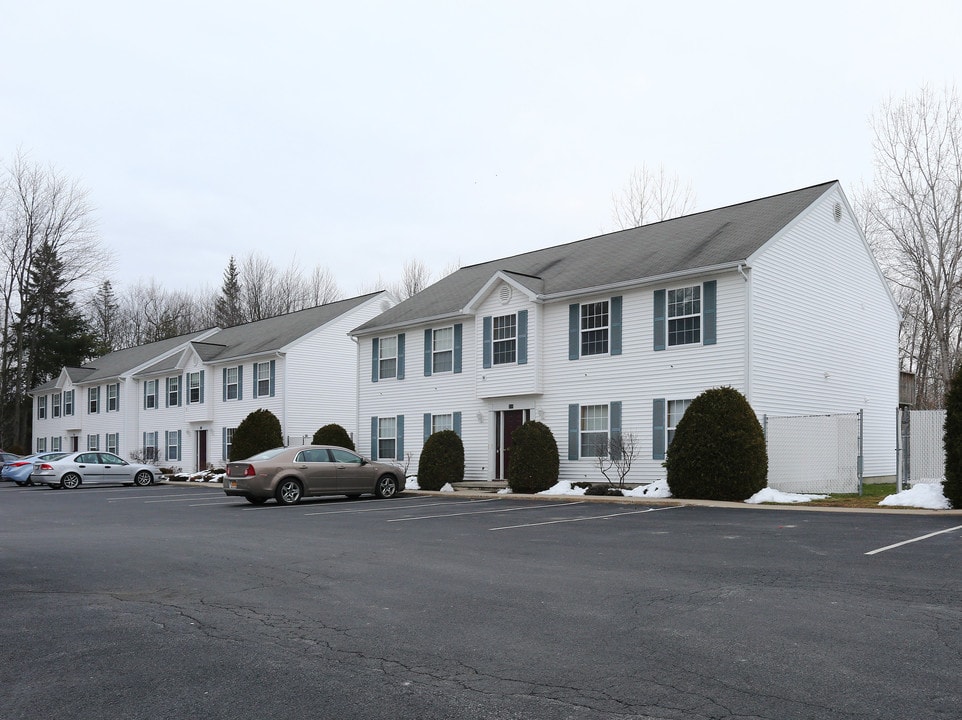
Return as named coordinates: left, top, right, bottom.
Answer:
left=652, top=398, right=666, bottom=460
left=482, top=316, right=492, bottom=369
left=655, top=282, right=717, bottom=349
left=517, top=310, right=528, bottom=365
left=568, top=404, right=580, bottom=460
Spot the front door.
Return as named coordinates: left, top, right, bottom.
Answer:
left=196, top=430, right=207, bottom=471
left=496, top=409, right=529, bottom=479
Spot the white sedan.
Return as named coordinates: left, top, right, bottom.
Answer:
left=32, top=452, right=164, bottom=489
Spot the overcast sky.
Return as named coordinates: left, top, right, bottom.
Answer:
left=2, top=1, right=960, bottom=299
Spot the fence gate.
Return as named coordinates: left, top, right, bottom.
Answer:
left=897, top=408, right=945, bottom=489
left=764, top=411, right=862, bottom=494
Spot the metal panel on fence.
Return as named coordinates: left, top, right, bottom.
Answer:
left=764, top=412, right=861, bottom=494
left=906, top=409, right=946, bottom=486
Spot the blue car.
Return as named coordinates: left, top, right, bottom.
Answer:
left=2, top=452, right=68, bottom=486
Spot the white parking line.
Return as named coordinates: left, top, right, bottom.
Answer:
left=108, top=493, right=219, bottom=502
left=303, top=497, right=484, bottom=516
left=490, top=504, right=686, bottom=531
left=864, top=525, right=962, bottom=555
left=387, top=501, right=585, bottom=522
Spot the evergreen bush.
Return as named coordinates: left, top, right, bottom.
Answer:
left=943, top=363, right=962, bottom=509
left=312, top=423, right=355, bottom=450
left=229, top=409, right=284, bottom=461
left=665, top=386, right=767, bottom=501
left=507, top=421, right=560, bottom=494
left=417, top=430, right=464, bottom=491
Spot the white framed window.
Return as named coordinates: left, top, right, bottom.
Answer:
left=144, top=380, right=158, bottom=409
left=225, top=367, right=239, bottom=400
left=106, top=433, right=119, bottom=455
left=666, top=399, right=692, bottom=449
left=166, top=430, right=181, bottom=461
left=580, top=301, right=609, bottom=356
left=378, top=417, right=397, bottom=460
left=255, top=362, right=272, bottom=397
left=432, top=327, right=454, bottom=373
left=38, top=396, right=47, bottom=419
left=107, top=383, right=119, bottom=412
left=493, top=315, right=517, bottom=365
left=580, top=404, right=609, bottom=457
left=88, top=387, right=100, bottom=414
left=51, top=436, right=62, bottom=452
left=432, top=413, right=454, bottom=434
left=144, top=431, right=158, bottom=461
left=379, top=336, right=398, bottom=379
left=225, top=427, right=235, bottom=460
left=667, top=286, right=701, bottom=346
left=36, top=437, right=47, bottom=452
left=87, top=434, right=100, bottom=451
left=167, top=376, right=180, bottom=407
left=188, top=371, right=202, bottom=403
left=52, top=392, right=62, bottom=418
left=63, top=390, right=74, bottom=416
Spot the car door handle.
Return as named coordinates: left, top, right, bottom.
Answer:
left=78, top=465, right=86, bottom=468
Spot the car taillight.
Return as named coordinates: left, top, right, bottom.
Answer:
left=38, top=463, right=54, bottom=470
left=11, top=461, right=30, bottom=467
left=243, top=465, right=256, bottom=477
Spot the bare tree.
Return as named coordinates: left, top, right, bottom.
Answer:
left=392, top=258, right=432, bottom=300
left=611, top=163, right=696, bottom=230
left=305, top=265, right=342, bottom=306
left=594, top=432, right=639, bottom=489
left=859, top=86, right=962, bottom=407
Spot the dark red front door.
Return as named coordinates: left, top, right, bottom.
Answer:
left=497, top=410, right=528, bottom=479
left=196, top=430, right=207, bottom=471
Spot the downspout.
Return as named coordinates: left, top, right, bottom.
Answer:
left=738, top=263, right=751, bottom=404
left=352, top=335, right=360, bottom=451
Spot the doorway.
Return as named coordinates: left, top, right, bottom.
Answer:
left=495, top=409, right=529, bottom=479
left=196, top=429, right=207, bottom=471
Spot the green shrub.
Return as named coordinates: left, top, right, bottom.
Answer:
left=417, top=430, right=464, bottom=491
left=944, top=363, right=962, bottom=508
left=665, top=386, right=767, bottom=501
left=312, top=423, right=355, bottom=450
left=229, top=409, right=284, bottom=461
left=507, top=421, right=560, bottom=494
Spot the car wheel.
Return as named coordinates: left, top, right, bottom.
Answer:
left=375, top=475, right=399, bottom=499
left=61, top=473, right=81, bottom=490
left=15, top=481, right=26, bottom=487
left=275, top=479, right=303, bottom=505
left=134, top=470, right=153, bottom=487
left=245, top=496, right=268, bottom=505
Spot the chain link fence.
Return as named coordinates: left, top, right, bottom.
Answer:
left=764, top=411, right=862, bottom=494
left=897, top=409, right=945, bottom=489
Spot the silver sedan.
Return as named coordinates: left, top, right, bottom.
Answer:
left=32, top=452, right=164, bottom=489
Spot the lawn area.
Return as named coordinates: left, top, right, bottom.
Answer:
left=804, top=483, right=898, bottom=508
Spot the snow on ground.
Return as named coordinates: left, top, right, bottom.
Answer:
left=745, top=488, right=829, bottom=504
left=537, top=480, right=586, bottom=496
left=624, top=478, right=672, bottom=498
left=879, top=482, right=951, bottom=510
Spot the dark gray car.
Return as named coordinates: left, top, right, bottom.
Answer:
left=223, top=445, right=405, bottom=505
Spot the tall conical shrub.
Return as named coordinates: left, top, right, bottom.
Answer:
left=943, top=363, right=962, bottom=508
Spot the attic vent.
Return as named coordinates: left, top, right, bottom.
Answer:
left=498, top=284, right=513, bottom=305
left=833, top=202, right=842, bottom=223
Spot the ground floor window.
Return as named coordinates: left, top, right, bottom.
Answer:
left=666, top=399, right=692, bottom=449
left=106, top=433, right=119, bottom=455
left=378, top=417, right=397, bottom=459
left=580, top=404, right=610, bottom=457
left=51, top=436, right=62, bottom=451
left=87, top=434, right=100, bottom=451
left=166, top=430, right=181, bottom=461
left=37, top=437, right=47, bottom=452
left=144, top=431, right=158, bottom=461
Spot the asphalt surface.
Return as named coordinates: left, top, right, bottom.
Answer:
left=1, top=481, right=960, bottom=720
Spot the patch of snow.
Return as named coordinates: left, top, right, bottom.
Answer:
left=405, top=476, right=420, bottom=490
left=745, top=488, right=829, bottom=504
left=623, top=478, right=672, bottom=498
left=440, top=483, right=455, bottom=492
left=878, top=482, right=950, bottom=510
left=497, top=487, right=512, bottom=494
left=537, top=481, right=586, bottom=496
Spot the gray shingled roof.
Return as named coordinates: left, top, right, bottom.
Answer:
left=353, top=181, right=836, bottom=334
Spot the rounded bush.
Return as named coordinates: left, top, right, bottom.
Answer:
left=417, top=430, right=464, bottom=491
left=943, top=363, right=962, bottom=509
left=312, top=423, right=355, bottom=450
left=507, top=421, right=560, bottom=494
left=230, top=409, right=284, bottom=461
left=665, top=386, right=767, bottom=501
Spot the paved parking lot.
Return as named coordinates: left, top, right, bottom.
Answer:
left=2, top=482, right=961, bottom=719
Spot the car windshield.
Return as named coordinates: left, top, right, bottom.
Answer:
left=243, top=447, right=288, bottom=461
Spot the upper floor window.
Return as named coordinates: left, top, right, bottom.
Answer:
left=63, top=390, right=74, bottom=416
left=379, top=336, right=398, bottom=379
left=52, top=393, right=62, bottom=417
left=493, top=315, right=517, bottom=365
left=668, top=286, right=701, bottom=346
left=88, top=387, right=100, bottom=414
left=225, top=367, right=240, bottom=400
left=167, top=376, right=180, bottom=407
left=188, top=371, right=203, bottom=403
left=581, top=302, right=609, bottom=356
left=107, top=383, right=119, bottom=412
left=144, top=380, right=158, bottom=409
left=254, top=362, right=273, bottom=398
left=38, top=396, right=47, bottom=419
left=432, top=328, right=454, bottom=373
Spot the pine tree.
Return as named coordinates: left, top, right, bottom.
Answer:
left=214, top=256, right=244, bottom=327
left=89, top=279, right=119, bottom=356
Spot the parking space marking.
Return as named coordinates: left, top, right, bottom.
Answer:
left=387, top=501, right=585, bottom=522
left=490, top=504, right=686, bottom=531
left=865, top=524, right=962, bottom=555
left=108, top=492, right=218, bottom=502
left=303, top=497, right=487, bottom=516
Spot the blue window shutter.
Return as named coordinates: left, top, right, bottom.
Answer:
left=164, top=431, right=169, bottom=457
left=222, top=368, right=227, bottom=401
left=222, top=427, right=227, bottom=461
left=143, top=431, right=147, bottom=452
left=370, top=417, right=378, bottom=459
left=423, top=413, right=432, bottom=442
left=611, top=297, right=622, bottom=356
left=371, top=338, right=380, bottom=383
left=568, top=304, right=580, bottom=360
left=652, top=398, right=666, bottom=460
left=453, top=324, right=462, bottom=374
left=238, top=366, right=243, bottom=400
left=653, top=290, right=666, bottom=351
left=165, top=378, right=170, bottom=408
left=177, top=430, right=182, bottom=461
left=568, top=404, right=580, bottom=461
left=703, top=280, right=717, bottom=345
left=517, top=310, right=528, bottom=365
left=397, top=333, right=405, bottom=380
left=269, top=360, right=275, bottom=397
left=252, top=365, right=258, bottom=399
left=143, top=382, right=147, bottom=409
left=482, top=316, right=492, bottom=369
left=453, top=411, right=462, bottom=437
left=396, top=415, right=404, bottom=459
left=199, top=370, right=205, bottom=404
left=424, top=329, right=432, bottom=377
left=179, top=374, right=184, bottom=406
left=610, top=401, right=622, bottom=461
